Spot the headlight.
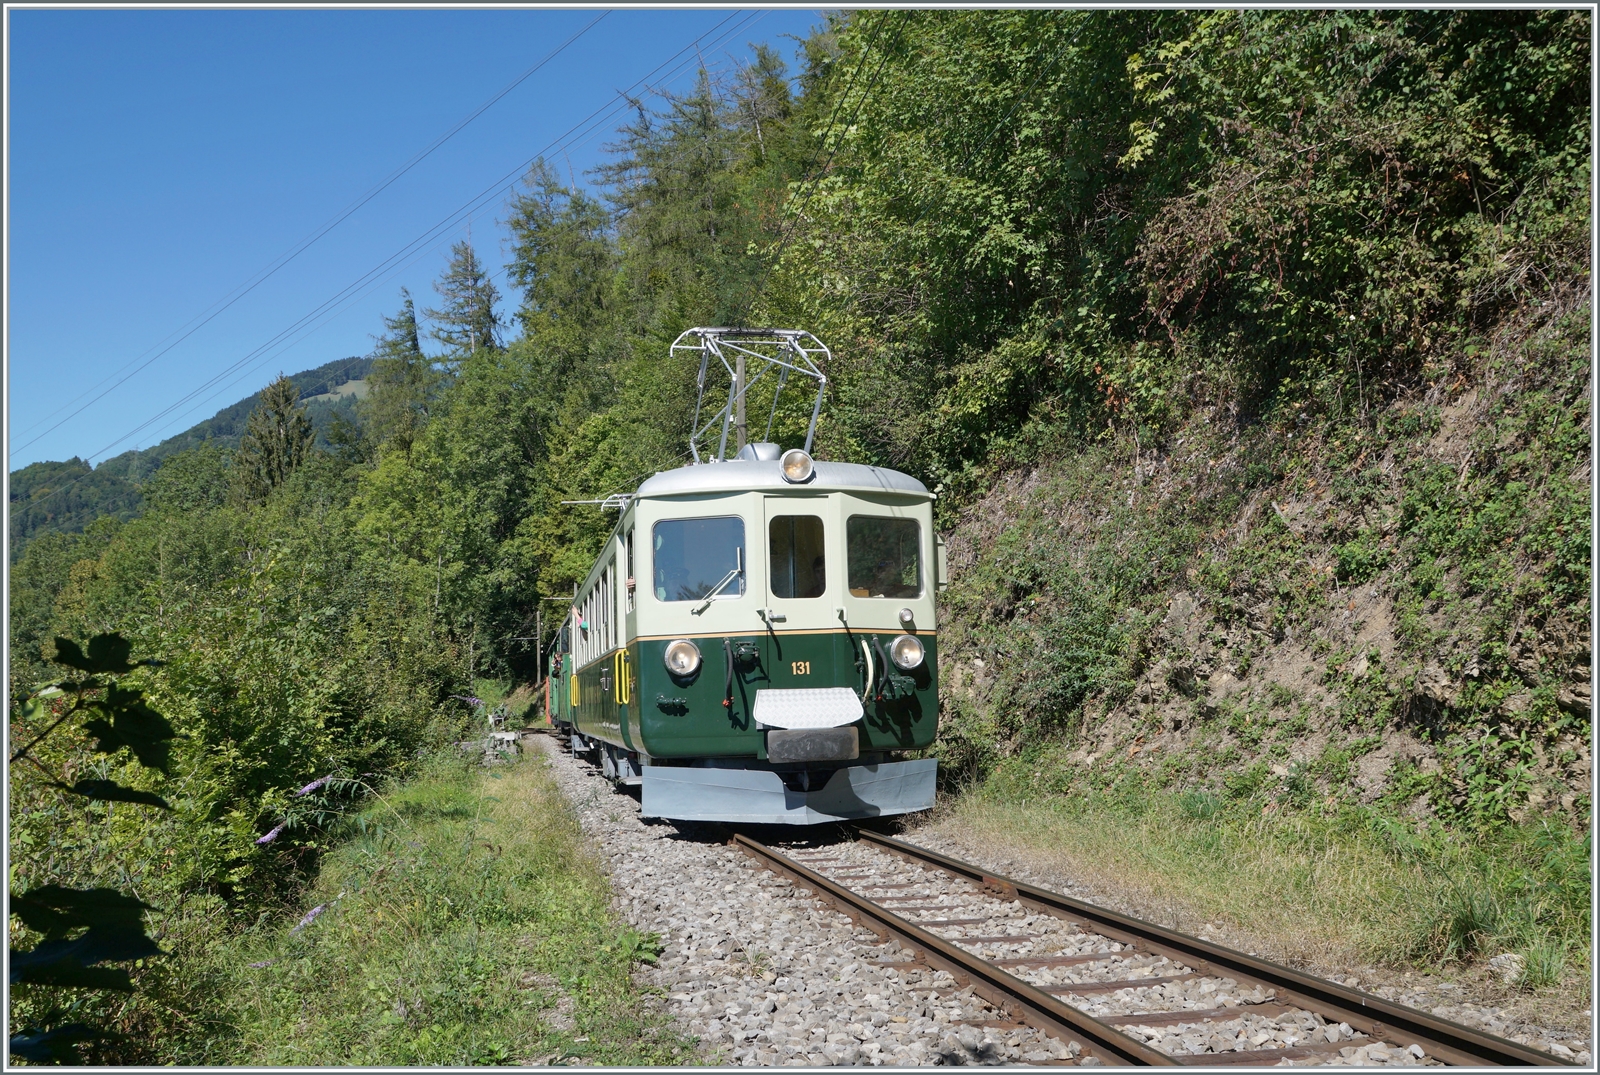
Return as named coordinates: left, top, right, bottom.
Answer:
left=664, top=639, right=702, bottom=676
left=780, top=448, right=814, bottom=483
left=889, top=634, right=925, bottom=670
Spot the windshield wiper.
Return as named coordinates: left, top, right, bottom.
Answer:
left=692, top=548, right=742, bottom=615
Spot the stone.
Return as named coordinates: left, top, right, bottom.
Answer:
left=1486, top=952, right=1525, bottom=984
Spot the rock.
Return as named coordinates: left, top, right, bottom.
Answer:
left=1487, top=952, right=1525, bottom=984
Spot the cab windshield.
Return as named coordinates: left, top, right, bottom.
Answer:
left=846, top=516, right=921, bottom=598
left=653, top=516, right=745, bottom=602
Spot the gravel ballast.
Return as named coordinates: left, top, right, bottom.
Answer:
left=534, top=736, right=1065, bottom=1066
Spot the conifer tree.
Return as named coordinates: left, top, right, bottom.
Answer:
left=363, top=289, right=442, bottom=456
left=424, top=240, right=503, bottom=359
left=232, top=374, right=314, bottom=503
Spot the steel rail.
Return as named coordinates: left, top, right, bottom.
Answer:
left=855, top=830, right=1572, bottom=1068
left=730, top=832, right=1178, bottom=1066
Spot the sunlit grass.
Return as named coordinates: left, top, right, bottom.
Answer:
left=190, top=751, right=689, bottom=1065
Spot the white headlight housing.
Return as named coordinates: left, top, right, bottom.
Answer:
left=780, top=448, right=814, bottom=484
left=889, top=633, right=925, bottom=670
left=664, top=639, right=702, bottom=676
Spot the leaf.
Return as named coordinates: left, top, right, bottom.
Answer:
left=50, top=634, right=136, bottom=675
left=54, top=780, right=172, bottom=810
left=9, top=885, right=154, bottom=938
left=9, top=1023, right=113, bottom=1063
left=82, top=685, right=177, bottom=774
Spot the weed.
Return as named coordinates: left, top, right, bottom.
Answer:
left=1281, top=762, right=1315, bottom=808
left=1224, top=763, right=1269, bottom=800
left=1435, top=882, right=1502, bottom=963
left=1177, top=790, right=1221, bottom=820
left=1518, top=939, right=1567, bottom=991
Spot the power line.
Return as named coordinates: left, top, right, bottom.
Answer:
left=73, top=10, right=763, bottom=467
left=13, top=11, right=610, bottom=455
left=19, top=11, right=766, bottom=517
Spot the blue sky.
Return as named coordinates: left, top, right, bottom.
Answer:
left=7, top=7, right=826, bottom=470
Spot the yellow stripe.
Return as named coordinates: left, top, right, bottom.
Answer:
left=630, top=628, right=937, bottom=642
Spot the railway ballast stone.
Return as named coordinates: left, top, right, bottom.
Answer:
left=533, top=735, right=1061, bottom=1066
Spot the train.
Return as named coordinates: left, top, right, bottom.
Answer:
left=540, top=328, right=943, bottom=824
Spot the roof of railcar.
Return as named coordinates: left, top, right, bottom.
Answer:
left=634, top=459, right=932, bottom=500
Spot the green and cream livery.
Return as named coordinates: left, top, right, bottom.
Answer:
left=546, top=328, right=945, bottom=824
left=551, top=437, right=944, bottom=825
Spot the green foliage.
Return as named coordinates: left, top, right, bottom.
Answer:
left=424, top=241, right=503, bottom=359
left=11, top=356, right=373, bottom=562
left=8, top=458, right=141, bottom=564
left=361, top=290, right=444, bottom=459
left=231, top=375, right=317, bottom=506
left=9, top=634, right=174, bottom=1062
left=8, top=9, right=1591, bottom=1054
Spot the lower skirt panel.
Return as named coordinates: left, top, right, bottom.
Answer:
left=640, top=758, right=936, bottom=824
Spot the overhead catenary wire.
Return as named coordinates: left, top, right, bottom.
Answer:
left=13, top=11, right=611, bottom=454
left=22, top=10, right=766, bottom=515
left=117, top=229, right=525, bottom=457
left=112, top=19, right=768, bottom=458
left=46, top=11, right=758, bottom=468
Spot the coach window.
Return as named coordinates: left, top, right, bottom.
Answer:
left=769, top=516, right=826, bottom=599
left=625, top=529, right=636, bottom=613
left=653, top=517, right=746, bottom=602
left=846, top=516, right=921, bottom=598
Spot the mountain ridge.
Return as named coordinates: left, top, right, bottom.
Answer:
left=9, top=356, right=373, bottom=558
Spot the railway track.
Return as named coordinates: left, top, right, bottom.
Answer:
left=732, top=830, right=1571, bottom=1068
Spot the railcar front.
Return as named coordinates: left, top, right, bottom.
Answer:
left=563, top=444, right=943, bottom=824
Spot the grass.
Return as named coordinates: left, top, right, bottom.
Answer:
left=931, top=772, right=1591, bottom=1001
left=183, top=750, right=689, bottom=1065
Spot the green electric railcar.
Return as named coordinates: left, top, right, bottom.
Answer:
left=547, top=442, right=944, bottom=823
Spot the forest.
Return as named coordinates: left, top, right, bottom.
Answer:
left=8, top=356, right=372, bottom=557
left=8, top=9, right=1590, bottom=1063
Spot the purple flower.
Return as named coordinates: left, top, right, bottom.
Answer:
left=290, top=904, right=326, bottom=934
left=294, top=774, right=333, bottom=797
left=450, top=694, right=484, bottom=707
left=255, top=823, right=286, bottom=845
